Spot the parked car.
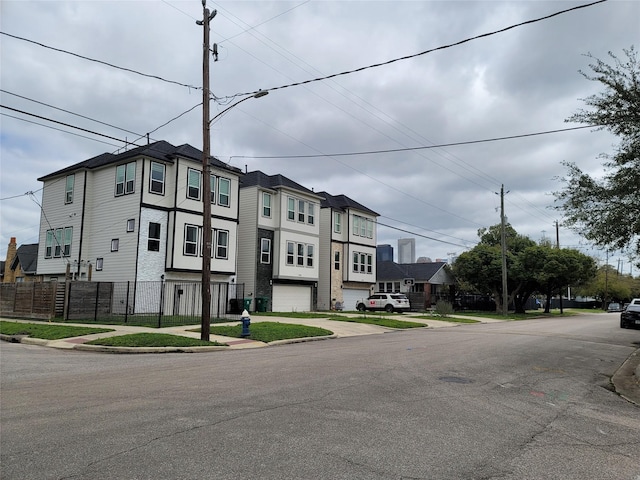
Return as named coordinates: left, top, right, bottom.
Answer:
left=356, top=293, right=411, bottom=313
left=620, top=303, right=640, bottom=329
left=607, top=302, right=622, bottom=312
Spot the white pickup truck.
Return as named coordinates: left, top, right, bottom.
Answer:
left=355, top=293, right=411, bottom=313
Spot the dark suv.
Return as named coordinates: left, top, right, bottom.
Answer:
left=620, top=298, right=640, bottom=329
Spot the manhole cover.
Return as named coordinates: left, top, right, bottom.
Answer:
left=438, top=376, right=473, bottom=384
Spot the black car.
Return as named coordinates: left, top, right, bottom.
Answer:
left=620, top=304, right=640, bottom=329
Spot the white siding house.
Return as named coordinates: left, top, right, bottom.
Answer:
left=237, top=171, right=323, bottom=312
left=317, top=192, right=378, bottom=311
left=36, top=141, right=242, bottom=287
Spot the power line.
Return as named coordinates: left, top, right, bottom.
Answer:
left=231, top=125, right=596, bottom=159
left=226, top=0, right=608, bottom=98
left=0, top=31, right=201, bottom=92
left=376, top=220, right=472, bottom=249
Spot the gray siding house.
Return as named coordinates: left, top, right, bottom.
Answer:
left=317, top=192, right=379, bottom=310
left=36, top=141, right=242, bottom=287
left=237, top=171, right=322, bottom=312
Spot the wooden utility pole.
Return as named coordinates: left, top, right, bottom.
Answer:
left=198, top=1, right=216, bottom=341
left=500, top=185, right=508, bottom=316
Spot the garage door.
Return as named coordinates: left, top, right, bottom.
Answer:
left=342, top=289, right=370, bottom=311
left=272, top=285, right=312, bottom=312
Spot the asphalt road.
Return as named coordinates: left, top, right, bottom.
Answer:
left=2, top=313, right=639, bottom=479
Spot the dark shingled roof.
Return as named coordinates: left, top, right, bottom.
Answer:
left=376, top=260, right=447, bottom=282
left=316, top=191, right=378, bottom=216
left=38, top=141, right=240, bottom=181
left=240, top=170, right=318, bottom=197
left=10, top=243, right=39, bottom=274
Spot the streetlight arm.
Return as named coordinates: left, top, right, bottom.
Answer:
left=209, top=90, right=268, bottom=125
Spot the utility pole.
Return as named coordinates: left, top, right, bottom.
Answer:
left=198, top=1, right=216, bottom=341
left=500, top=185, right=508, bottom=316
left=556, top=220, right=563, bottom=314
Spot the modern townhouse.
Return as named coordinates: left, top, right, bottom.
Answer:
left=35, top=141, right=242, bottom=315
left=317, top=192, right=378, bottom=311
left=237, top=171, right=323, bottom=312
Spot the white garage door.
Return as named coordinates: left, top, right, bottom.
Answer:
left=272, top=285, right=312, bottom=312
left=342, top=289, right=370, bottom=311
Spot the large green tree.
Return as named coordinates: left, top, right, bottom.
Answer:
left=554, top=47, right=640, bottom=265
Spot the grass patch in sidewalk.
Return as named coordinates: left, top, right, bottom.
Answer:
left=86, top=333, right=226, bottom=347
left=0, top=321, right=113, bottom=340
left=210, top=321, right=332, bottom=343
left=329, top=316, right=426, bottom=329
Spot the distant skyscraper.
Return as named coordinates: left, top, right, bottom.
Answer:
left=398, top=238, right=415, bottom=264
left=377, top=244, right=393, bottom=262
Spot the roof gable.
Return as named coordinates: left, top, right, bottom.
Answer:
left=241, top=170, right=318, bottom=197
left=11, top=243, right=39, bottom=274
left=377, top=260, right=452, bottom=283
left=317, top=191, right=378, bottom=216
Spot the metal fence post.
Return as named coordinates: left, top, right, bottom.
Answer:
left=94, top=282, right=100, bottom=321
left=124, top=281, right=130, bottom=324
left=158, top=275, right=165, bottom=328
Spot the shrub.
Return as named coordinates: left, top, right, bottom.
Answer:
left=434, top=300, right=454, bottom=317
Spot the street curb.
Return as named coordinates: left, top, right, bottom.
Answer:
left=611, top=348, right=640, bottom=406
left=73, top=344, right=230, bottom=354
left=268, top=334, right=337, bottom=346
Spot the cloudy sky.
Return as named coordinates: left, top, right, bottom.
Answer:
left=1, top=0, right=638, bottom=272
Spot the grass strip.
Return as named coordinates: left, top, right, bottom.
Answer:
left=210, top=321, right=332, bottom=343
left=86, top=333, right=226, bottom=347
left=412, top=315, right=480, bottom=324
left=328, top=316, right=426, bottom=329
left=0, top=321, right=113, bottom=340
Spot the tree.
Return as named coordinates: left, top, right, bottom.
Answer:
left=554, top=47, right=640, bottom=265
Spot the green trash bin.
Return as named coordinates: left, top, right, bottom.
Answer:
left=243, top=298, right=252, bottom=312
left=256, top=297, right=269, bottom=312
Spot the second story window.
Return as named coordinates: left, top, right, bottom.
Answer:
left=334, top=251, right=340, bottom=270
left=148, top=222, right=160, bottom=251
left=184, top=224, right=198, bottom=256
left=287, top=198, right=295, bottom=221
left=65, top=174, right=74, bottom=204
left=261, top=238, right=271, bottom=263
left=334, top=212, right=341, bottom=233
left=150, top=162, right=165, bottom=195
left=218, top=177, right=230, bottom=207
left=115, top=162, right=135, bottom=196
left=262, top=192, right=272, bottom=217
left=215, top=230, right=229, bottom=259
left=187, top=168, right=201, bottom=200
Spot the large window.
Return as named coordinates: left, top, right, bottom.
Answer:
left=216, top=230, right=229, bottom=259
left=148, top=222, right=161, bottom=251
left=261, top=238, right=271, bottom=264
left=262, top=192, right=272, bottom=217
left=287, top=196, right=316, bottom=225
left=65, top=174, right=74, bottom=204
left=63, top=227, right=72, bottom=256
left=115, top=162, right=135, bottom=196
left=187, top=168, right=201, bottom=200
left=353, top=251, right=373, bottom=274
left=150, top=162, right=165, bottom=194
left=46, top=227, right=72, bottom=258
left=353, top=215, right=374, bottom=239
left=184, top=225, right=199, bottom=256
left=218, top=177, right=230, bottom=207
left=45, top=230, right=54, bottom=258
left=286, top=241, right=314, bottom=268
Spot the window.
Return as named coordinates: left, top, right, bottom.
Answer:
left=216, top=230, right=228, bottom=259
left=184, top=225, right=199, bottom=256
left=334, top=212, right=341, bottom=233
left=63, top=227, right=72, bottom=256
left=45, top=230, right=54, bottom=258
left=65, top=174, right=74, bottom=204
left=286, top=241, right=294, bottom=265
left=353, top=215, right=373, bottom=238
left=262, top=192, right=272, bottom=217
left=111, top=239, right=119, bottom=252
left=218, top=177, right=230, bottom=207
left=287, top=197, right=295, bottom=221
left=148, top=222, right=161, bottom=251
left=115, top=162, right=135, bottom=196
left=307, top=204, right=315, bottom=225
left=96, top=258, right=104, bottom=271
left=298, top=200, right=305, bottom=223
left=54, top=228, right=63, bottom=257
left=150, top=162, right=165, bottom=194
left=127, top=219, right=135, bottom=232
left=297, top=243, right=305, bottom=266
left=306, top=245, right=314, bottom=267
left=261, top=238, right=271, bottom=264
left=187, top=168, right=201, bottom=200
left=210, top=174, right=216, bottom=204
left=352, top=252, right=373, bottom=274
left=334, top=251, right=340, bottom=270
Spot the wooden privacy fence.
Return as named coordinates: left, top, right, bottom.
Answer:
left=0, top=282, right=59, bottom=319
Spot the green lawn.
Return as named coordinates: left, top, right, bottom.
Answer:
left=0, top=321, right=114, bottom=340
left=412, top=315, right=480, bottom=324
left=210, top=321, right=333, bottom=343
left=86, top=333, right=226, bottom=347
left=328, top=316, right=426, bottom=329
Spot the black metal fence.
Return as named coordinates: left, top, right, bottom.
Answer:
left=64, top=280, right=245, bottom=327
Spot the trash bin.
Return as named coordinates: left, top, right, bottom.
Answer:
left=243, top=298, right=252, bottom=312
left=228, top=298, right=241, bottom=314
left=256, top=297, right=269, bottom=312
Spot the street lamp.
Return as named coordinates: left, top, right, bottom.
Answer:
left=199, top=2, right=269, bottom=342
